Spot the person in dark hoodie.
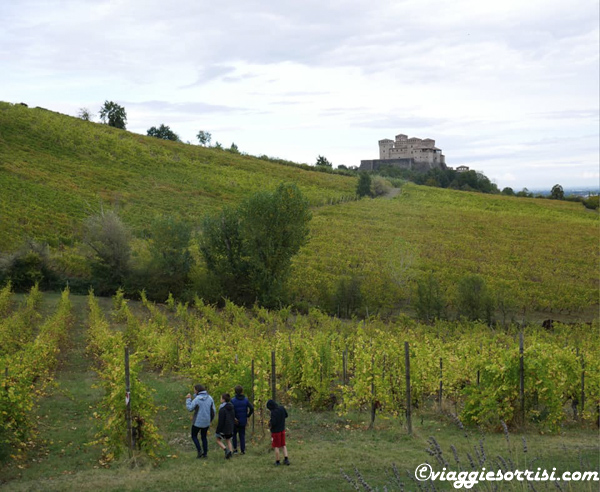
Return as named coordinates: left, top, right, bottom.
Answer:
left=186, top=384, right=216, bottom=459
left=267, top=399, right=289, bottom=466
left=232, top=385, right=254, bottom=455
left=215, top=393, right=235, bottom=459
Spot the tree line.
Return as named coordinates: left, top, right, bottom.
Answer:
left=0, top=184, right=311, bottom=310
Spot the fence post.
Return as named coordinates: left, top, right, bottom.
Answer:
left=251, top=359, right=255, bottom=434
left=439, top=357, right=443, bottom=412
left=271, top=351, right=276, bottom=402
left=580, top=351, right=585, bottom=418
left=519, top=332, right=525, bottom=425
left=342, top=348, right=347, bottom=386
left=405, top=341, right=412, bottom=436
left=124, top=346, right=133, bottom=458
left=477, top=343, right=481, bottom=386
left=369, top=353, right=376, bottom=429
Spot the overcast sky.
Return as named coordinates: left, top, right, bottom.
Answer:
left=2, top=0, right=599, bottom=189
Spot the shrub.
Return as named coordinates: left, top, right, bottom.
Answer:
left=356, top=172, right=372, bottom=197
left=414, top=272, right=445, bottom=322
left=332, top=275, right=363, bottom=318
left=143, top=216, right=193, bottom=301
left=83, top=210, right=132, bottom=295
left=371, top=176, right=392, bottom=197
left=582, top=195, right=599, bottom=210
left=455, top=274, right=495, bottom=324
left=0, top=241, right=57, bottom=292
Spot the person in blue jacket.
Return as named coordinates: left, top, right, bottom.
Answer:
left=186, top=384, right=216, bottom=458
left=231, top=385, right=254, bottom=454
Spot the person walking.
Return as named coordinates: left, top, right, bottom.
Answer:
left=186, top=384, right=216, bottom=459
left=215, top=393, right=236, bottom=459
left=231, top=385, right=254, bottom=454
left=267, top=399, right=290, bottom=466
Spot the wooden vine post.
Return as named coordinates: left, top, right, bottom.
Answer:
left=251, top=358, right=255, bottom=434
left=271, top=350, right=276, bottom=402
left=580, top=350, right=585, bottom=418
left=519, top=332, right=525, bottom=425
left=369, top=352, right=376, bottom=429
left=438, top=357, right=443, bottom=412
left=405, top=341, right=412, bottom=436
left=124, top=346, right=133, bottom=458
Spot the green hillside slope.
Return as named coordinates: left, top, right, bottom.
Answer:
left=293, top=185, right=599, bottom=315
left=0, top=102, right=355, bottom=249
left=0, top=102, right=597, bottom=318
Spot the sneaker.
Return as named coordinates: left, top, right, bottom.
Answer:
left=233, top=449, right=238, bottom=455
left=241, top=451, right=245, bottom=455
left=283, top=457, right=290, bottom=466
left=225, top=450, right=232, bottom=459
left=274, top=461, right=281, bottom=466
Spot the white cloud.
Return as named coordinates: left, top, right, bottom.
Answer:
left=0, top=0, right=597, bottom=189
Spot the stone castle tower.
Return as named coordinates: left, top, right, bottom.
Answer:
left=360, top=134, right=446, bottom=172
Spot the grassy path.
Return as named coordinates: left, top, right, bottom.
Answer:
left=1, top=294, right=108, bottom=485
left=2, top=295, right=599, bottom=491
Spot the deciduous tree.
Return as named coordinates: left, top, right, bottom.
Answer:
left=78, top=108, right=93, bottom=121
left=356, top=172, right=372, bottom=198
left=196, top=130, right=212, bottom=146
left=98, top=101, right=127, bottom=129
left=200, top=183, right=311, bottom=307
left=550, top=184, right=564, bottom=200
left=145, top=216, right=193, bottom=300
left=316, top=155, right=332, bottom=167
left=84, top=210, right=131, bottom=295
left=147, top=124, right=179, bottom=141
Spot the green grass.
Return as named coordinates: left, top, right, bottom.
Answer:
left=0, top=102, right=356, bottom=249
left=1, top=294, right=598, bottom=491
left=1, top=101, right=598, bottom=318
left=292, top=184, right=599, bottom=315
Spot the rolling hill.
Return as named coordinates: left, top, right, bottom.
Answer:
left=0, top=101, right=598, bottom=318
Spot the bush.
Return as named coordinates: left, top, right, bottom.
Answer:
left=371, top=176, right=392, bottom=197
left=356, top=173, right=372, bottom=197
left=143, top=216, right=193, bottom=301
left=414, top=272, right=445, bottom=322
left=455, top=274, right=494, bottom=323
left=83, top=210, right=132, bottom=295
left=582, top=195, right=599, bottom=210
left=332, top=275, right=363, bottom=318
left=0, top=241, right=57, bottom=292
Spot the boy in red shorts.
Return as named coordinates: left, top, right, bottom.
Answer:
left=267, top=399, right=289, bottom=466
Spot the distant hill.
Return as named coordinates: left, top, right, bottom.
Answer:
left=0, top=102, right=598, bottom=319
left=0, top=102, right=355, bottom=249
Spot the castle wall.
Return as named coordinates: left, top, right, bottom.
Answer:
left=359, top=158, right=415, bottom=171
left=374, top=134, right=446, bottom=171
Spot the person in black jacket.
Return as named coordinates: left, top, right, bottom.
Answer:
left=215, top=393, right=235, bottom=459
left=267, top=399, right=289, bottom=466
left=232, top=385, right=254, bottom=455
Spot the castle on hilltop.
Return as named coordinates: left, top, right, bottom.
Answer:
left=360, top=134, right=447, bottom=172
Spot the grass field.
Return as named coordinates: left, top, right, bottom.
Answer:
left=1, top=102, right=599, bottom=490
left=0, top=102, right=356, bottom=250
left=293, top=185, right=599, bottom=315
left=1, top=294, right=598, bottom=491
left=1, top=101, right=598, bottom=319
